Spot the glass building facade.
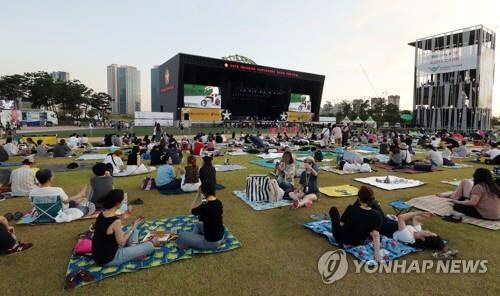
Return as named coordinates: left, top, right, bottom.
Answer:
left=107, top=64, right=141, bottom=115
left=409, top=25, right=495, bottom=131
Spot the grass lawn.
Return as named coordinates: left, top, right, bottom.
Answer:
left=0, top=148, right=499, bottom=295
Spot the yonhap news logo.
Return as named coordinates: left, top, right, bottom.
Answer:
left=318, top=251, right=488, bottom=284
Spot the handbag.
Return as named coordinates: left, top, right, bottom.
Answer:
left=245, top=175, right=271, bottom=202
left=268, top=179, right=284, bottom=202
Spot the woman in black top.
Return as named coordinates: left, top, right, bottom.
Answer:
left=176, top=182, right=224, bottom=250
left=127, top=146, right=141, bottom=166
left=329, top=186, right=382, bottom=262
left=199, top=155, right=216, bottom=185
left=92, top=190, right=154, bottom=266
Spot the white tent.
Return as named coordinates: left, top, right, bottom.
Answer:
left=364, top=116, right=377, bottom=128
left=353, top=116, right=364, bottom=124
left=341, top=117, right=352, bottom=124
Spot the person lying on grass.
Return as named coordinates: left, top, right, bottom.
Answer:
left=290, top=157, right=319, bottom=209
left=438, top=168, right=500, bottom=220
left=329, top=186, right=382, bottom=262
left=29, top=168, right=90, bottom=211
left=175, top=181, right=224, bottom=250
left=0, top=215, right=33, bottom=254
left=92, top=189, right=155, bottom=266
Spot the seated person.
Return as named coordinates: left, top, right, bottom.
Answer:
left=149, top=145, right=165, bottom=166
left=10, top=155, right=38, bottom=197
left=92, top=189, right=154, bottom=266
left=206, top=137, right=216, bottom=151
left=454, top=140, right=469, bottom=158
left=379, top=138, right=389, bottom=154
left=215, top=133, right=223, bottom=144
left=29, top=169, right=88, bottom=211
left=3, top=137, right=19, bottom=156
left=35, top=140, right=49, bottom=157
left=179, top=155, right=201, bottom=192
left=67, top=134, right=79, bottom=149
left=53, top=139, right=72, bottom=157
left=387, top=144, right=402, bottom=167
left=289, top=157, right=319, bottom=208
left=440, top=168, right=500, bottom=220
left=343, top=150, right=364, bottom=165
left=399, top=143, right=412, bottom=165
left=442, top=144, right=455, bottom=166
left=424, top=145, right=443, bottom=167
left=275, top=151, right=295, bottom=193
left=311, top=147, right=324, bottom=162
left=180, top=137, right=190, bottom=151
left=337, top=160, right=371, bottom=172
left=156, top=156, right=181, bottom=190
left=89, top=163, right=114, bottom=209
left=483, top=142, right=500, bottom=165
left=192, top=138, right=205, bottom=156
left=199, top=155, right=216, bottom=186
left=127, top=146, right=141, bottom=166
left=111, top=135, right=122, bottom=147
left=104, top=150, right=125, bottom=175
left=176, top=182, right=224, bottom=250
left=80, top=134, right=89, bottom=146
left=329, top=186, right=382, bottom=261
left=164, top=143, right=182, bottom=165
left=0, top=145, right=9, bottom=162
left=0, top=215, right=33, bottom=254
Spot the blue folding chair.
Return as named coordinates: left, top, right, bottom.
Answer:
left=388, top=200, right=412, bottom=216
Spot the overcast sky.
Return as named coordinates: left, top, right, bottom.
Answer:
left=1, top=0, right=499, bottom=114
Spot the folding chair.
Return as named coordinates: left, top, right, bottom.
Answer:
left=389, top=200, right=412, bottom=216
left=30, top=195, right=63, bottom=223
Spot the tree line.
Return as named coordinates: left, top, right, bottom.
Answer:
left=320, top=99, right=411, bottom=125
left=0, top=71, right=112, bottom=122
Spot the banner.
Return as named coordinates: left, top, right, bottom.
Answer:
left=184, top=84, right=222, bottom=108
left=416, top=44, right=477, bottom=74
left=288, top=93, right=311, bottom=112
left=182, top=108, right=222, bottom=122
left=287, top=112, right=312, bottom=122
left=134, top=111, right=174, bottom=126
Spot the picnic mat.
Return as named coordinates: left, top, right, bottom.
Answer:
left=406, top=195, right=500, bottom=230
left=354, top=176, right=425, bottom=191
left=114, top=165, right=156, bottom=177
left=159, top=184, right=225, bottom=195
left=304, top=220, right=418, bottom=264
left=65, top=215, right=241, bottom=288
left=76, top=154, right=107, bottom=161
left=0, top=162, right=21, bottom=167
left=41, top=163, right=95, bottom=173
left=296, top=156, right=333, bottom=162
left=227, top=151, right=249, bottom=156
left=320, top=166, right=365, bottom=175
left=440, top=179, right=472, bottom=187
left=214, top=164, right=246, bottom=172
left=319, top=185, right=359, bottom=197
left=442, top=163, right=473, bottom=169
left=233, top=190, right=292, bottom=211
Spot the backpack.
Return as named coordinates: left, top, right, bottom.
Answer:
left=414, top=162, right=432, bottom=172
left=268, top=179, right=284, bottom=202
left=245, top=175, right=271, bottom=202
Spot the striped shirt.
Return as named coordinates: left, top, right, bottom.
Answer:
left=10, top=165, right=38, bottom=196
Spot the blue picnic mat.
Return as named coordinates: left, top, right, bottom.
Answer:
left=304, top=220, right=418, bottom=264
left=233, top=190, right=292, bottom=211
left=65, top=215, right=241, bottom=288
left=0, top=162, right=22, bottom=167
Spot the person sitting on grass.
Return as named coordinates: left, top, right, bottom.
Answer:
left=0, top=215, right=33, bottom=255
left=35, top=139, right=49, bottom=157
left=275, top=151, right=295, bottom=194
left=454, top=140, right=469, bottom=158
left=387, top=144, right=402, bottom=167
left=156, top=156, right=181, bottom=191
left=199, top=155, right=216, bottom=186
left=439, top=168, right=500, bottom=220
left=89, top=163, right=114, bottom=209
left=176, top=182, right=224, bottom=250
left=92, top=189, right=155, bottom=266
left=3, top=137, right=19, bottom=156
left=329, top=186, right=382, bottom=260
left=127, top=146, right=141, bottom=166
left=289, top=157, right=319, bottom=208
left=481, top=142, right=500, bottom=165
left=424, top=145, right=443, bottom=167
left=10, top=155, right=38, bottom=197
left=379, top=138, right=389, bottom=155
left=442, top=144, right=455, bottom=166
left=104, top=150, right=125, bottom=175
left=311, top=146, right=324, bottom=162
left=53, top=139, right=72, bottom=158
left=29, top=169, right=88, bottom=210
left=164, top=143, right=182, bottom=165
left=179, top=155, right=201, bottom=192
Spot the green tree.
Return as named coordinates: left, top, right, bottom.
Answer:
left=320, top=101, right=334, bottom=116
left=0, top=74, right=29, bottom=106
left=383, top=103, right=400, bottom=124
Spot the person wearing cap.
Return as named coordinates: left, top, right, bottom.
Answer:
left=9, top=155, right=38, bottom=197
left=199, top=155, right=216, bottom=186
left=289, top=157, right=319, bottom=209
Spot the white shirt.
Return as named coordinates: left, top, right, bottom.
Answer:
left=104, top=154, right=124, bottom=174
left=3, top=143, right=18, bottom=156
left=393, top=224, right=422, bottom=244
left=486, top=148, right=500, bottom=160
left=68, top=136, right=79, bottom=148
left=10, top=165, right=38, bottom=196
left=442, top=148, right=452, bottom=160
left=29, top=186, right=69, bottom=208
left=80, top=137, right=89, bottom=144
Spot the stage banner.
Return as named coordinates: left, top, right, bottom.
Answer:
left=182, top=108, right=223, bottom=122
left=287, top=112, right=312, bottom=122
left=184, top=84, right=222, bottom=108
left=288, top=93, right=311, bottom=112
left=416, top=44, right=478, bottom=74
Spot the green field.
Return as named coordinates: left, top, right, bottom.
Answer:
left=0, top=148, right=499, bottom=295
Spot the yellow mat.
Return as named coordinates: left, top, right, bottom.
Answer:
left=319, top=185, right=359, bottom=198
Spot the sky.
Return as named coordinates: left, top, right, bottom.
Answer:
left=1, top=0, right=499, bottom=114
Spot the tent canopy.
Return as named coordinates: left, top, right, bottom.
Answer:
left=353, top=116, right=364, bottom=124
left=341, top=117, right=351, bottom=123
left=364, top=116, right=376, bottom=123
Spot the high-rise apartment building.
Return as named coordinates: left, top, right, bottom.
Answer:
left=107, top=64, right=141, bottom=115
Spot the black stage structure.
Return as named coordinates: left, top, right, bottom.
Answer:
left=152, top=53, right=325, bottom=121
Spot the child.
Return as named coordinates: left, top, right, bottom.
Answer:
left=289, top=157, right=319, bottom=208
left=89, top=163, right=114, bottom=209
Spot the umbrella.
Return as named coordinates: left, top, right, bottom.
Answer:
left=400, top=113, right=413, bottom=122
